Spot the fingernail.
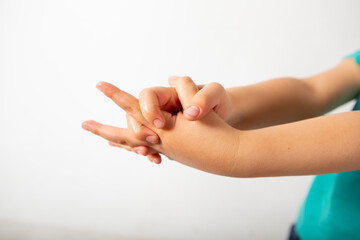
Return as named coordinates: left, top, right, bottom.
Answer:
left=185, top=105, right=200, bottom=118
left=146, top=136, right=158, bottom=144
left=135, top=147, right=146, bottom=156
left=153, top=119, right=163, bottom=128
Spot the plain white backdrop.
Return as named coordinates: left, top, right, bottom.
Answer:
left=1, top=0, right=360, bottom=239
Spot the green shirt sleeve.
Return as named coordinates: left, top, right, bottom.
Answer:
left=346, top=50, right=360, bottom=65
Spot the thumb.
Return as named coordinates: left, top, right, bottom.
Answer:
left=184, top=82, right=226, bottom=121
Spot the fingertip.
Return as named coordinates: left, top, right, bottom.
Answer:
left=184, top=105, right=200, bottom=120
left=81, top=121, right=90, bottom=131
left=96, top=82, right=115, bottom=94
left=135, top=148, right=143, bottom=155
left=134, top=146, right=149, bottom=156
left=148, top=154, right=161, bottom=164
left=82, top=120, right=98, bottom=131
left=154, top=154, right=162, bottom=164
left=145, top=135, right=159, bottom=144
left=153, top=118, right=164, bottom=129
left=96, top=81, right=106, bottom=91
left=82, top=120, right=103, bottom=133
left=147, top=155, right=154, bottom=163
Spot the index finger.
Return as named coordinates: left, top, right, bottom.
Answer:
left=96, top=81, right=149, bottom=126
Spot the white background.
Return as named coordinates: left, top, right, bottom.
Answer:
left=0, top=0, right=359, bottom=239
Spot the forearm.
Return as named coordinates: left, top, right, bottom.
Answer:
left=227, top=59, right=360, bottom=130
left=230, top=111, right=360, bottom=177
left=227, top=77, right=316, bottom=129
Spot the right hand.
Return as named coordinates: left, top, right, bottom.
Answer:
left=111, top=76, right=234, bottom=164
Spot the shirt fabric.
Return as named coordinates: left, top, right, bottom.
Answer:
left=296, top=50, right=360, bottom=240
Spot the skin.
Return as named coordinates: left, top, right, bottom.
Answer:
left=120, top=59, right=360, bottom=164
left=83, top=80, right=239, bottom=176
left=82, top=58, right=360, bottom=177
left=127, top=77, right=233, bottom=163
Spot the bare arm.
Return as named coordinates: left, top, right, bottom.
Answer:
left=83, top=79, right=360, bottom=178
left=115, top=58, right=360, bottom=163
left=231, top=111, right=360, bottom=177
left=227, top=58, right=360, bottom=129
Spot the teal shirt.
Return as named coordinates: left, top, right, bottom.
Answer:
left=296, top=51, right=360, bottom=239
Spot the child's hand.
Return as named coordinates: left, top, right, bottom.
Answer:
left=82, top=80, right=240, bottom=176
left=111, top=76, right=233, bottom=163
left=138, top=76, right=233, bottom=127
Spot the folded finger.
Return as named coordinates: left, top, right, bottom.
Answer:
left=184, top=82, right=225, bottom=120
left=168, top=76, right=198, bottom=109
left=139, top=87, right=180, bottom=129
left=108, top=141, right=133, bottom=152
left=108, top=141, right=161, bottom=163
left=147, top=153, right=162, bottom=164
left=126, top=114, right=159, bottom=144
left=109, top=142, right=152, bottom=156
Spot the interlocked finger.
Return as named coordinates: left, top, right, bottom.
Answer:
left=168, top=76, right=199, bottom=109
left=126, top=113, right=159, bottom=144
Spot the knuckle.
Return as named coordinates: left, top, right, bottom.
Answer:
left=209, top=82, right=224, bottom=90
left=92, top=128, right=99, bottom=135
left=110, top=91, right=134, bottom=113
left=139, top=89, right=155, bottom=114
left=116, top=139, right=127, bottom=145
left=195, top=97, right=208, bottom=107
left=180, top=76, right=192, bottom=84
left=115, top=138, right=137, bottom=148
left=108, top=88, right=118, bottom=100
left=121, top=102, right=134, bottom=114
left=139, top=88, right=152, bottom=98
left=134, top=129, right=145, bottom=140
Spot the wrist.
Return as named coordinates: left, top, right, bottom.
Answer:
left=225, top=88, right=243, bottom=127
left=225, top=129, right=249, bottom=177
